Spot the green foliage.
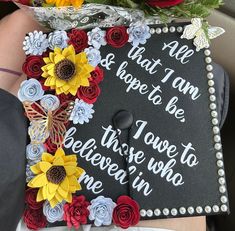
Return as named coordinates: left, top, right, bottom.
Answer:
left=84, top=0, right=223, bottom=19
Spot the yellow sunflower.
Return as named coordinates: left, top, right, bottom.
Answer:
left=28, top=148, right=84, bottom=208
left=45, top=0, right=84, bottom=7
left=41, top=45, right=94, bottom=96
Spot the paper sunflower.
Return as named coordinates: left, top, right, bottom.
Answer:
left=45, top=0, right=84, bottom=7
left=42, top=45, right=94, bottom=95
left=28, top=148, right=84, bottom=208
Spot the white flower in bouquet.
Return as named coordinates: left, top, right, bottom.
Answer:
left=88, top=27, right=107, bottom=49
left=48, top=30, right=69, bottom=50
left=84, top=47, right=102, bottom=67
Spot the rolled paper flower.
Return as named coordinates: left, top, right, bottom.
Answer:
left=88, top=196, right=116, bottom=227
left=89, top=67, right=104, bottom=84
left=43, top=201, right=64, bottom=223
left=22, top=56, right=44, bottom=79
left=23, top=207, right=47, bottom=230
left=25, top=188, right=44, bottom=210
left=88, top=27, right=107, bottom=49
left=23, top=31, right=48, bottom=56
left=106, top=26, right=129, bottom=48
left=63, top=195, right=90, bottom=229
left=40, top=94, right=60, bottom=111
left=68, top=29, right=88, bottom=53
left=26, top=144, right=45, bottom=162
left=69, top=99, right=94, bottom=125
left=18, top=79, right=44, bottom=102
left=48, top=30, right=69, bottom=50
left=84, top=47, right=102, bottom=67
left=113, top=195, right=140, bottom=229
left=26, top=163, right=35, bottom=183
left=128, top=22, right=151, bottom=47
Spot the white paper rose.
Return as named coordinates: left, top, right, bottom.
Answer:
left=26, top=143, right=45, bottom=162
left=88, top=27, right=107, bottom=49
left=43, top=201, right=64, bottom=223
left=128, top=22, right=151, bottom=47
left=18, top=79, right=44, bottom=102
left=84, top=47, right=102, bottom=67
left=69, top=99, right=94, bottom=125
left=48, top=30, right=69, bottom=50
left=40, top=94, right=60, bottom=111
left=23, top=31, right=48, bottom=55
left=88, top=196, right=116, bottom=226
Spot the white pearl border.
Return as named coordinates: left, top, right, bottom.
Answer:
left=139, top=26, right=229, bottom=218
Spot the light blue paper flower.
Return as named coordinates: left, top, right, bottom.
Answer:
left=40, top=94, right=60, bottom=111
left=84, top=47, right=102, bottom=67
left=88, top=27, right=107, bottom=49
left=18, top=79, right=44, bottom=102
left=26, top=162, right=35, bottom=182
left=26, top=143, right=45, bottom=162
left=43, top=201, right=64, bottom=223
left=128, top=22, right=151, bottom=47
left=88, top=196, right=116, bottom=227
left=69, top=99, right=94, bottom=125
left=23, top=31, right=48, bottom=55
left=48, top=30, right=69, bottom=50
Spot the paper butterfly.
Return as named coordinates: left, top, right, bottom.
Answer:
left=181, top=18, right=225, bottom=52
left=23, top=101, right=74, bottom=147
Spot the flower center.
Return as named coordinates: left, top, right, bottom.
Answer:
left=55, top=59, right=76, bottom=81
left=46, top=166, right=66, bottom=185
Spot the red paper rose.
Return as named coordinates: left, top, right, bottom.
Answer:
left=58, top=93, right=76, bottom=103
left=64, top=195, right=90, bottom=229
left=25, top=188, right=44, bottom=210
left=89, top=67, right=104, bottom=84
left=68, top=29, right=88, bottom=53
left=23, top=208, right=47, bottom=230
left=44, top=138, right=59, bottom=154
left=77, top=80, right=101, bottom=104
left=146, top=0, right=184, bottom=8
left=106, top=26, right=129, bottom=48
left=22, top=56, right=44, bottom=78
left=113, top=196, right=140, bottom=229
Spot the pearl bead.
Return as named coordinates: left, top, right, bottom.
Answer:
left=187, top=207, right=194, bottom=214
left=221, top=204, right=228, bottom=212
left=205, top=57, right=212, bottom=63
left=219, top=177, right=226, bottom=185
left=169, top=26, right=176, bottom=33
left=205, top=206, right=212, bottom=213
left=216, top=152, right=223, bottom=159
left=207, top=65, right=213, bottom=71
left=208, top=80, right=215, bottom=86
left=214, top=143, right=222, bottom=150
left=179, top=207, right=186, bottom=215
left=212, top=118, right=219, bottom=125
left=154, top=209, right=161, bottom=216
left=214, top=135, right=221, bottom=142
left=210, top=95, right=216, bottom=102
left=218, top=169, right=225, bottom=176
left=196, top=206, right=203, bottom=214
left=177, top=26, right=183, bottom=32
left=140, top=209, right=147, bottom=217
left=163, top=208, right=169, bottom=216
left=217, top=160, right=224, bottom=167
left=204, top=50, right=211, bottom=56
left=150, top=28, right=155, bottom=34
left=221, top=195, right=228, bottom=203
left=162, top=27, right=169, bottom=33
left=210, top=103, right=217, bottom=110
left=219, top=185, right=226, bottom=193
left=213, top=126, right=220, bottom=134
left=208, top=87, right=215, bottom=94
left=211, top=111, right=218, bottom=118
left=156, top=28, right=162, bottom=34
left=146, top=209, right=153, bottom=217
left=212, top=205, right=219, bottom=213
left=207, top=72, right=214, bottom=79
left=171, top=208, right=178, bottom=216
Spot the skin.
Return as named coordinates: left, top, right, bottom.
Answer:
left=0, top=9, right=206, bottom=231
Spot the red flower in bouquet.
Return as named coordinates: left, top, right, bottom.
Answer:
left=68, top=29, right=88, bottom=53
left=23, top=207, right=47, bottom=230
left=25, top=188, right=44, bottom=210
left=22, top=56, right=44, bottom=79
left=89, top=67, right=104, bottom=84
left=58, top=93, right=77, bottom=103
left=64, top=195, right=90, bottom=229
left=146, top=0, right=184, bottom=8
left=44, top=137, right=59, bottom=153
left=77, top=80, right=101, bottom=104
left=106, top=26, right=129, bottom=48
left=113, top=196, right=140, bottom=229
